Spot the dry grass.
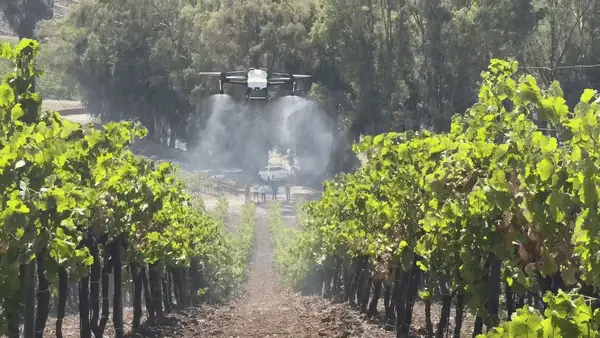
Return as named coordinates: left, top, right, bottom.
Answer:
left=0, top=35, right=18, bottom=44
left=42, top=99, right=82, bottom=111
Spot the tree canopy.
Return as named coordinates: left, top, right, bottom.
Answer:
left=14, top=0, right=600, bottom=171
left=1, top=0, right=53, bottom=38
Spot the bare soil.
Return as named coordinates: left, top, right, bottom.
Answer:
left=167, top=211, right=394, bottom=338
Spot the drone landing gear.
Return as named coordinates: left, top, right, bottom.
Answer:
left=219, top=79, right=224, bottom=95
left=245, top=87, right=251, bottom=102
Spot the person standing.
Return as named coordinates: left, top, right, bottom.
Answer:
left=253, top=184, right=259, bottom=202
left=284, top=184, right=291, bottom=201
left=272, top=178, right=278, bottom=200
left=244, top=184, right=250, bottom=203
left=260, top=185, right=267, bottom=202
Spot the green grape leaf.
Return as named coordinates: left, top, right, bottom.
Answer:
left=536, top=159, right=554, bottom=181
left=580, top=89, right=596, bottom=103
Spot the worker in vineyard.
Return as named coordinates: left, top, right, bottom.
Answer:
left=244, top=184, right=250, bottom=203
left=271, top=177, right=278, bottom=200
left=259, top=185, right=266, bottom=202
left=253, top=184, right=259, bottom=202
left=284, top=184, right=291, bottom=201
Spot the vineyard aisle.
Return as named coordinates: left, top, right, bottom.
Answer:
left=191, top=190, right=394, bottom=338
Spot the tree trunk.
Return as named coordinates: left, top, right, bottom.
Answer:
left=332, top=259, right=341, bottom=300
left=149, top=263, right=164, bottom=318
left=55, top=268, right=68, bottom=338
left=394, top=267, right=410, bottom=338
left=89, top=241, right=101, bottom=337
left=79, top=270, right=91, bottom=338
left=174, top=268, right=183, bottom=307
left=22, top=260, right=36, bottom=338
left=425, top=299, right=434, bottom=338
left=485, top=252, right=501, bottom=328
left=359, top=258, right=371, bottom=313
left=34, top=253, right=50, bottom=338
left=189, top=258, right=202, bottom=303
left=163, top=275, right=172, bottom=312
left=343, top=262, right=353, bottom=303
left=472, top=255, right=491, bottom=337
left=141, top=266, right=155, bottom=322
left=180, top=268, right=188, bottom=306
left=323, top=257, right=333, bottom=298
left=505, top=282, right=514, bottom=320
left=401, top=258, right=422, bottom=335
left=367, top=280, right=382, bottom=318
left=453, top=293, right=464, bottom=338
left=131, top=263, right=143, bottom=332
left=112, top=240, right=124, bottom=338
left=97, top=245, right=111, bottom=335
left=386, top=267, right=397, bottom=326
left=435, top=275, right=452, bottom=338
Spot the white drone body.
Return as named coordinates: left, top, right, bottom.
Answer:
left=199, top=68, right=312, bottom=101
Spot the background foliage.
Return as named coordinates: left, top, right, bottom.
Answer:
left=3, top=0, right=599, bottom=173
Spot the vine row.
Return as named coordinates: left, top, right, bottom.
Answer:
left=0, top=39, right=245, bottom=337
left=278, top=59, right=600, bottom=337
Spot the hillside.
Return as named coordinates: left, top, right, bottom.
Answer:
left=0, top=0, right=74, bottom=37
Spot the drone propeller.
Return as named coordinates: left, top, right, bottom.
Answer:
left=225, top=76, right=248, bottom=80
left=270, top=72, right=312, bottom=79
left=224, top=70, right=247, bottom=75
left=267, top=77, right=293, bottom=82
left=199, top=70, right=248, bottom=77
left=198, top=72, right=224, bottom=77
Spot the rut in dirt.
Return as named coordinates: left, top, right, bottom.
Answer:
left=192, top=207, right=394, bottom=338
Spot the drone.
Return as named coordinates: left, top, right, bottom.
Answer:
left=199, top=68, right=312, bottom=102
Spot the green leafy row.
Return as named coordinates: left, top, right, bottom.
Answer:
left=283, top=59, right=600, bottom=336
left=267, top=202, right=320, bottom=290
left=0, top=39, right=231, bottom=337
left=201, top=202, right=256, bottom=302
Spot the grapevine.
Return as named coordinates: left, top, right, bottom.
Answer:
left=0, top=39, right=242, bottom=337
left=277, top=58, right=600, bottom=336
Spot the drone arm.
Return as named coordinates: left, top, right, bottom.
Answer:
left=199, top=72, right=223, bottom=77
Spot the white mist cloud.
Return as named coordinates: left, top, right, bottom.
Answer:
left=185, top=94, right=335, bottom=182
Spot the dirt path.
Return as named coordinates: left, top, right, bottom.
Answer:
left=185, top=201, right=394, bottom=338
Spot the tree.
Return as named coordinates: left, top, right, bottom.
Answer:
left=0, top=0, right=54, bottom=39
